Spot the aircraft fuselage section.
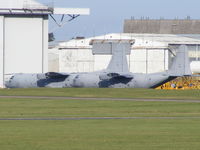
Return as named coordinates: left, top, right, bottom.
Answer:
left=5, top=72, right=171, bottom=89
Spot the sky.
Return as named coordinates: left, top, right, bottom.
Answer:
left=38, top=0, right=200, bottom=41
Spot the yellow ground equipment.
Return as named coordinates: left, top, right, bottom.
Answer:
left=157, top=75, right=200, bottom=90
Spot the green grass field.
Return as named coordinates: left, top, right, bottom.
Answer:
left=1, top=119, right=200, bottom=150
left=0, top=88, right=200, bottom=150
left=0, top=98, right=200, bottom=118
left=0, top=88, right=200, bottom=99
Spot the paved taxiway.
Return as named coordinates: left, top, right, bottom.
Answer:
left=0, top=117, right=200, bottom=121
left=0, top=96, right=200, bottom=103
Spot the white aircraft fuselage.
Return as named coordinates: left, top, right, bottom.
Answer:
left=5, top=71, right=175, bottom=88
left=4, top=42, right=191, bottom=89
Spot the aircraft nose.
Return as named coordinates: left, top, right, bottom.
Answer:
left=4, top=74, right=15, bottom=88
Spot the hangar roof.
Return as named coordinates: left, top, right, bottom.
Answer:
left=0, top=0, right=90, bottom=15
left=58, top=33, right=200, bottom=50
left=0, top=0, right=51, bottom=14
left=0, top=0, right=47, bottom=9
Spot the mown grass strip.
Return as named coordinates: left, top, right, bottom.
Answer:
left=0, top=98, right=200, bottom=118
left=0, top=88, right=200, bottom=99
left=0, top=119, right=200, bottom=150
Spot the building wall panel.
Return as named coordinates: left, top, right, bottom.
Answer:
left=42, top=17, right=49, bottom=73
left=130, top=61, right=147, bottom=73
left=147, top=61, right=164, bottom=73
left=148, top=50, right=165, bottom=61
left=4, top=17, right=43, bottom=74
left=0, top=16, right=4, bottom=87
left=130, top=49, right=147, bottom=61
left=59, top=49, right=94, bottom=72
left=48, top=53, right=59, bottom=72
left=77, top=62, right=93, bottom=72
left=130, top=50, right=147, bottom=73
left=77, top=49, right=93, bottom=61
left=58, top=49, right=167, bottom=74
left=59, top=50, right=78, bottom=72
left=147, top=50, right=165, bottom=73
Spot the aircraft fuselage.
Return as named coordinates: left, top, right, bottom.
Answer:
left=5, top=72, right=174, bottom=89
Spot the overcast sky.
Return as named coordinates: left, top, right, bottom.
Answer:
left=38, top=0, right=200, bottom=41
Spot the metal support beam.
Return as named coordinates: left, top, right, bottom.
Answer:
left=50, top=14, right=81, bottom=32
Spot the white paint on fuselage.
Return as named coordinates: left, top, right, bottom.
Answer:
left=5, top=72, right=171, bottom=89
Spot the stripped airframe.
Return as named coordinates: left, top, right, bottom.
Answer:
left=5, top=40, right=192, bottom=88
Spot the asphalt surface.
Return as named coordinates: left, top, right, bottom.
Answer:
left=0, top=117, right=200, bottom=121
left=0, top=95, right=200, bottom=103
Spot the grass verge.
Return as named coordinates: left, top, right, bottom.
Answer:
left=0, top=119, right=200, bottom=150
left=0, top=98, right=200, bottom=118
left=0, top=88, right=200, bottom=99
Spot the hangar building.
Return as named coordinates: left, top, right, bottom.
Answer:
left=50, top=33, right=200, bottom=74
left=124, top=19, right=200, bottom=34
left=0, top=0, right=50, bottom=88
left=50, top=19, right=200, bottom=75
left=0, top=0, right=89, bottom=88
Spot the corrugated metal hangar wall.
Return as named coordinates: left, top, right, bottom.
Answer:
left=124, top=19, right=200, bottom=34
left=53, top=34, right=200, bottom=75
left=58, top=48, right=168, bottom=74
left=0, top=14, right=48, bottom=88
left=50, top=19, right=200, bottom=75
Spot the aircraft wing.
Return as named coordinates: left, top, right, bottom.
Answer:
left=45, top=72, right=70, bottom=79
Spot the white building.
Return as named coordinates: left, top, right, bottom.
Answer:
left=0, top=0, right=50, bottom=88
left=53, top=33, right=200, bottom=74
left=0, top=0, right=90, bottom=88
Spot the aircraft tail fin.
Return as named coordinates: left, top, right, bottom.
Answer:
left=90, top=39, right=134, bottom=73
left=106, top=42, right=130, bottom=72
left=169, top=45, right=192, bottom=76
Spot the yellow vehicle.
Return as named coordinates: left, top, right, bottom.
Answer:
left=157, top=75, right=200, bottom=90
